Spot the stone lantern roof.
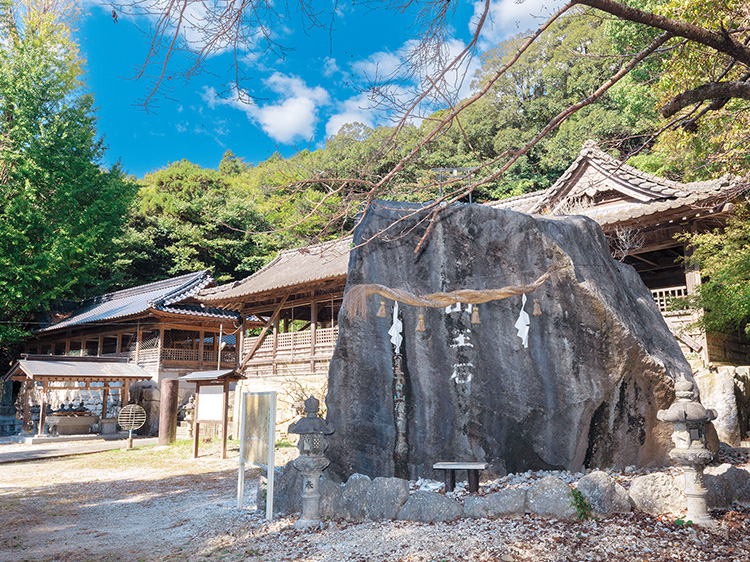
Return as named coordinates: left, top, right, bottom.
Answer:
left=657, top=378, right=716, bottom=424
left=288, top=396, right=333, bottom=435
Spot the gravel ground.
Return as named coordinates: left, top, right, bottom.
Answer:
left=1, top=440, right=749, bottom=562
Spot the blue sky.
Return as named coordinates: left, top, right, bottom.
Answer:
left=75, top=1, right=562, bottom=178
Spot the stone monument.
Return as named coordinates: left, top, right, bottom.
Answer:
left=327, top=201, right=692, bottom=481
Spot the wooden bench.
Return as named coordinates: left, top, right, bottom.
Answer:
left=433, top=462, right=488, bottom=493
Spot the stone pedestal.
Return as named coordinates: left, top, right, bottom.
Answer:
left=292, top=456, right=330, bottom=528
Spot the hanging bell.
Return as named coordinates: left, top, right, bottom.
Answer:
left=416, top=310, right=426, bottom=332
left=471, top=305, right=480, bottom=325
left=376, top=299, right=387, bottom=318
left=532, top=298, right=542, bottom=317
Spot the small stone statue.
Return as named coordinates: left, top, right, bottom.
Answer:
left=183, top=396, right=195, bottom=438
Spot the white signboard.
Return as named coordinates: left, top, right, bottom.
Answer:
left=237, top=391, right=277, bottom=520
left=196, top=385, right=223, bottom=423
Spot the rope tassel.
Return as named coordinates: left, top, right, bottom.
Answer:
left=416, top=309, right=426, bottom=332
left=532, top=298, right=542, bottom=317
left=376, top=300, right=387, bottom=318
left=471, top=306, right=480, bottom=325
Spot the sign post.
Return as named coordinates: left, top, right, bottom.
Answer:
left=237, top=391, right=277, bottom=519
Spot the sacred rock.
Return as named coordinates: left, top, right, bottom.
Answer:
left=326, top=201, right=690, bottom=481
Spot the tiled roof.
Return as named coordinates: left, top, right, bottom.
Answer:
left=199, top=237, right=351, bottom=304
left=36, top=271, right=240, bottom=333
left=486, top=191, right=544, bottom=213
left=485, top=141, right=747, bottom=226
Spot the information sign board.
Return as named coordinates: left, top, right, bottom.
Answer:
left=237, top=391, right=277, bottom=519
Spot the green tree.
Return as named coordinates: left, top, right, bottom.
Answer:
left=0, top=1, right=137, bottom=355
left=447, top=8, right=660, bottom=199
left=681, top=201, right=750, bottom=337
left=118, top=159, right=274, bottom=286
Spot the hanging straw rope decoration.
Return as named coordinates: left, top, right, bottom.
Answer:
left=342, top=264, right=565, bottom=319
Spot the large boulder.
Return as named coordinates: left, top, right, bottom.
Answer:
left=527, top=476, right=577, bottom=519
left=364, top=477, right=410, bottom=520
left=334, top=473, right=372, bottom=520
left=464, top=489, right=526, bottom=519
left=327, top=202, right=689, bottom=480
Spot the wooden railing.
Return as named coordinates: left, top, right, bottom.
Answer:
left=651, top=286, right=688, bottom=313
left=102, top=347, right=236, bottom=369
left=242, top=326, right=339, bottom=359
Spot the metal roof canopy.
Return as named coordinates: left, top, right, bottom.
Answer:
left=5, top=359, right=153, bottom=383
left=178, top=369, right=241, bottom=382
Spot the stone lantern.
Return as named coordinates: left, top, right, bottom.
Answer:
left=657, top=377, right=717, bottom=526
left=288, top=396, right=333, bottom=529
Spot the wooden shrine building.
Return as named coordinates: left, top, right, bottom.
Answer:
left=490, top=140, right=749, bottom=364
left=198, top=237, right=349, bottom=380
left=5, top=271, right=247, bottom=436
left=24, top=271, right=245, bottom=380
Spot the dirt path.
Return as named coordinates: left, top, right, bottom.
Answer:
left=2, top=441, right=749, bottom=562
left=0, top=440, right=271, bottom=562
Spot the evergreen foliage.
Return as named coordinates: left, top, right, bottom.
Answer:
left=0, top=2, right=137, bottom=354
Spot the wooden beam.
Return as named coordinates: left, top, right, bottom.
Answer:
left=38, top=381, right=48, bottom=436
left=238, top=292, right=291, bottom=371
left=221, top=378, right=230, bottom=460
left=193, top=382, right=201, bottom=459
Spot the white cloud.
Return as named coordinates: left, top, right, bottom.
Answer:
left=202, top=73, right=330, bottom=144
left=473, top=0, right=568, bottom=47
left=325, top=93, right=376, bottom=137
left=323, top=57, right=340, bottom=78
left=352, top=50, right=402, bottom=81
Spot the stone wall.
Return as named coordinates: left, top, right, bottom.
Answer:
left=265, top=461, right=750, bottom=522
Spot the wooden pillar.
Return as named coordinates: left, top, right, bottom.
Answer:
left=79, top=340, right=84, bottom=357
left=272, top=317, right=279, bottom=376
left=221, top=378, right=230, bottom=460
left=193, top=382, right=201, bottom=458
left=64, top=340, right=70, bottom=355
left=198, top=328, right=205, bottom=369
left=135, top=328, right=142, bottom=364
left=122, top=380, right=130, bottom=407
left=310, top=299, right=317, bottom=373
left=115, top=333, right=122, bottom=355
left=22, top=382, right=31, bottom=433
left=101, top=384, right=109, bottom=420
left=237, top=321, right=245, bottom=369
left=159, top=378, right=179, bottom=446
left=156, top=327, right=163, bottom=370
left=97, top=336, right=103, bottom=357
left=37, top=381, right=48, bottom=436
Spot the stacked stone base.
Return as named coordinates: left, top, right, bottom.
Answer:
left=264, top=462, right=750, bottom=523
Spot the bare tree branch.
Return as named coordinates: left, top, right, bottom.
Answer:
left=661, top=80, right=750, bottom=117
left=576, top=0, right=750, bottom=67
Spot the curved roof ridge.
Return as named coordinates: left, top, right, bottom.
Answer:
left=199, top=236, right=352, bottom=303
left=83, top=270, right=210, bottom=306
